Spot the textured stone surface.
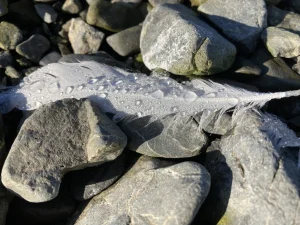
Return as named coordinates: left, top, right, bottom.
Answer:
left=197, top=111, right=300, bottom=225
left=0, top=51, right=13, bottom=68
left=107, top=25, right=142, bottom=56
left=62, top=0, right=82, bottom=14
left=0, top=22, right=23, bottom=50
left=70, top=154, right=126, bottom=201
left=86, top=0, right=147, bottom=32
left=121, top=114, right=208, bottom=158
left=69, top=156, right=211, bottom=225
left=34, top=3, right=58, bottom=23
left=69, top=18, right=105, bottom=54
left=39, top=51, right=61, bottom=66
left=1, top=99, right=127, bottom=202
left=268, top=6, right=300, bottom=35
left=0, top=0, right=7, bottom=17
left=198, top=0, right=267, bottom=52
left=141, top=4, right=236, bottom=75
left=261, top=26, right=300, bottom=58
left=149, top=0, right=182, bottom=6
left=16, top=34, right=50, bottom=63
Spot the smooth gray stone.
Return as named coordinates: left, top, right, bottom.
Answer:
left=141, top=4, right=236, bottom=76
left=268, top=6, right=300, bottom=35
left=70, top=154, right=126, bottom=201
left=198, top=0, right=267, bottom=53
left=39, top=51, right=61, bottom=66
left=69, top=18, right=104, bottom=54
left=0, top=51, right=13, bottom=68
left=86, top=0, right=148, bottom=32
left=69, top=156, right=211, bottom=225
left=62, top=0, right=82, bottom=14
left=0, top=21, right=23, bottom=50
left=16, top=34, right=50, bottom=63
left=261, top=26, right=300, bottom=58
left=1, top=99, right=127, bottom=202
left=149, top=0, right=182, bottom=7
left=197, top=111, right=300, bottom=225
left=34, top=3, right=58, bottom=23
left=121, top=114, right=208, bottom=158
left=107, top=25, right=142, bottom=57
left=0, top=0, right=7, bottom=17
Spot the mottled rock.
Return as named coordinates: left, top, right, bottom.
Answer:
left=70, top=154, right=126, bottom=201
left=261, top=26, right=300, bottom=58
left=198, top=0, right=267, bottom=52
left=0, top=51, right=13, bottom=68
left=0, top=0, right=7, bottom=17
left=149, top=0, right=182, bottom=7
left=69, top=156, right=211, bottom=225
left=86, top=0, right=147, bottom=32
left=1, top=99, right=127, bottom=202
left=107, top=25, right=141, bottom=56
left=39, top=51, right=61, bottom=66
left=141, top=4, right=236, bottom=75
left=0, top=22, right=23, bottom=50
left=62, top=0, right=82, bottom=14
left=197, top=111, right=300, bottom=225
left=69, top=18, right=104, bottom=54
left=59, top=20, right=72, bottom=38
left=16, top=34, right=50, bottom=63
left=34, top=3, right=58, bottom=23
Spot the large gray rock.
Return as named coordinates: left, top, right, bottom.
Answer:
left=107, top=25, right=142, bottom=57
left=141, top=4, right=236, bottom=76
left=1, top=99, right=127, bottom=202
left=69, top=156, right=211, bottom=225
left=34, top=3, right=58, bottom=23
left=197, top=111, right=300, bottom=225
left=39, top=51, right=61, bottom=66
left=0, top=0, right=7, bottom=17
left=198, top=0, right=267, bottom=53
left=261, top=27, right=300, bottom=58
left=69, top=18, right=105, bottom=54
left=268, top=6, right=300, bottom=35
left=121, top=114, right=208, bottom=158
left=0, top=21, right=23, bottom=50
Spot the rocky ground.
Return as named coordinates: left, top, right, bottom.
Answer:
left=0, top=0, right=300, bottom=225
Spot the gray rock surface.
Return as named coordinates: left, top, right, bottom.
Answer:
left=0, top=51, right=13, bottom=68
left=197, top=111, right=300, bottom=225
left=198, top=0, right=267, bottom=52
left=0, top=0, right=7, bottom=17
left=16, top=34, right=50, bottom=63
left=261, top=26, right=300, bottom=58
left=34, top=3, right=58, bottom=23
left=69, top=18, right=105, bottom=54
left=0, top=21, right=23, bottom=50
left=62, top=0, right=82, bottom=14
left=69, top=156, right=211, bottom=225
left=39, top=51, right=61, bottom=66
left=70, top=154, right=126, bottom=201
left=1, top=99, right=127, bottom=202
left=121, top=114, right=208, bottom=158
left=107, top=25, right=142, bottom=56
left=86, top=0, right=147, bottom=32
left=149, top=0, right=182, bottom=7
left=141, top=4, right=236, bottom=75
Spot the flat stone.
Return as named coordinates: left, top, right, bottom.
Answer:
left=0, top=0, right=7, bottom=17
left=107, top=25, right=142, bottom=56
left=121, top=114, right=208, bottom=158
left=141, top=4, right=236, bottom=75
left=149, top=0, right=182, bottom=7
left=69, top=156, right=211, bottom=225
left=70, top=154, right=126, bottom=201
left=196, top=111, right=300, bottom=225
left=62, top=0, right=82, bottom=14
left=0, top=22, right=23, bottom=50
left=1, top=99, right=127, bottom=202
left=34, top=3, right=58, bottom=23
left=39, top=51, right=61, bottom=66
left=198, top=0, right=267, bottom=53
left=69, top=18, right=105, bottom=54
left=86, top=0, right=147, bottom=32
left=16, top=34, right=50, bottom=63
left=261, top=26, right=300, bottom=58
left=0, top=51, right=13, bottom=68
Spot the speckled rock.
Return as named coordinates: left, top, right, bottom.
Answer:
left=34, top=3, right=58, bottom=23
left=107, top=25, right=141, bottom=56
left=141, top=4, right=236, bottom=75
left=39, top=51, right=61, bottom=66
left=69, top=18, right=105, bottom=54
left=62, top=0, right=82, bottom=14
left=0, top=51, right=13, bottom=68
left=69, top=156, right=211, bottom=225
left=261, top=26, right=300, bottom=58
left=0, top=22, right=23, bottom=50
left=1, top=99, right=127, bottom=202
left=16, top=34, right=50, bottom=63
left=149, top=0, right=182, bottom=7
left=0, top=0, right=8, bottom=17
left=198, top=0, right=267, bottom=52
